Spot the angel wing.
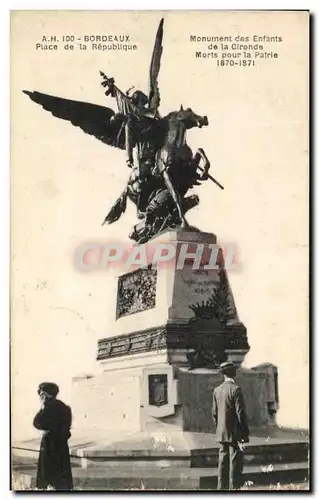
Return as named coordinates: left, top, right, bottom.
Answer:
left=23, top=90, right=127, bottom=150
left=148, top=18, right=164, bottom=115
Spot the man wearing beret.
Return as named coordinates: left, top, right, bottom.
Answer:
left=212, top=362, right=250, bottom=490
left=33, top=382, right=73, bottom=490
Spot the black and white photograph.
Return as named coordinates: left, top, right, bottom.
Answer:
left=10, top=10, right=309, bottom=491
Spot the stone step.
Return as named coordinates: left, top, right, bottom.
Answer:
left=13, top=461, right=309, bottom=491
left=80, top=457, right=191, bottom=469
left=74, top=440, right=308, bottom=469
left=191, top=441, right=309, bottom=468
left=12, top=439, right=309, bottom=471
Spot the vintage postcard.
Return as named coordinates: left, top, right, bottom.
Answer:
left=11, top=10, right=309, bottom=491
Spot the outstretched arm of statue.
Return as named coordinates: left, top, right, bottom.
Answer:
left=100, top=72, right=116, bottom=97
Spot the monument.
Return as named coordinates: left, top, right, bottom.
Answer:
left=72, top=229, right=278, bottom=436
left=20, top=17, right=307, bottom=490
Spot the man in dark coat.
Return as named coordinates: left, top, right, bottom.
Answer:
left=33, top=382, right=73, bottom=490
left=212, top=362, right=250, bottom=490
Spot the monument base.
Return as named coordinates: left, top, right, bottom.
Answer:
left=71, top=354, right=275, bottom=433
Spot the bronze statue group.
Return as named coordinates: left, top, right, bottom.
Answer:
left=23, top=18, right=223, bottom=245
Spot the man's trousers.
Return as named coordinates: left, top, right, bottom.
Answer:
left=217, top=442, right=244, bottom=490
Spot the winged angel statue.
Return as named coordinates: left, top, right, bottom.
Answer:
left=23, top=19, right=223, bottom=244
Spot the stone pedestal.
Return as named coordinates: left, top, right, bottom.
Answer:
left=72, top=230, right=277, bottom=434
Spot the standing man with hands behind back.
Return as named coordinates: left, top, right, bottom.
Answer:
left=212, top=361, right=250, bottom=490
